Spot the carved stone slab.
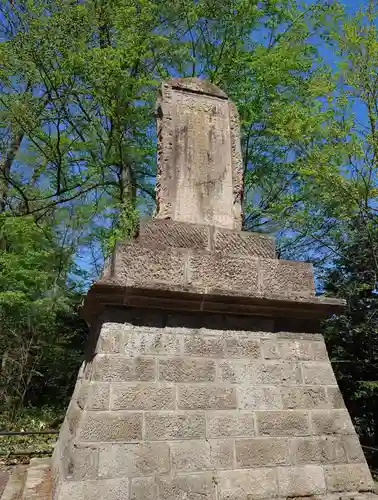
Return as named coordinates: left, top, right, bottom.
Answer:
left=155, top=78, right=243, bottom=230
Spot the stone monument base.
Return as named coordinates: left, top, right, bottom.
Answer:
left=52, top=307, right=374, bottom=500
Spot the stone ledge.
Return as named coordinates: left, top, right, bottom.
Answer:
left=101, top=241, right=313, bottom=298
left=137, top=218, right=276, bottom=259
left=166, top=77, right=229, bottom=98
left=81, top=282, right=344, bottom=327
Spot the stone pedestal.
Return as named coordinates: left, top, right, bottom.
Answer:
left=52, top=79, right=375, bottom=500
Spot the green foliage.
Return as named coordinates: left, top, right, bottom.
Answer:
left=0, top=215, right=87, bottom=420
left=0, top=0, right=351, bottom=272
left=0, top=406, right=60, bottom=457
left=323, top=216, right=378, bottom=452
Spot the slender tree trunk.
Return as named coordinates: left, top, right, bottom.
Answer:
left=0, top=130, right=24, bottom=214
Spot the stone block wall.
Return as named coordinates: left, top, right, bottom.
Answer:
left=53, top=308, right=374, bottom=500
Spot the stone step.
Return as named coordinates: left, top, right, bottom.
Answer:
left=22, top=458, right=51, bottom=500
left=1, top=466, right=27, bottom=500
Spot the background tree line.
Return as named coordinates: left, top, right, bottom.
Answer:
left=0, top=0, right=377, bottom=463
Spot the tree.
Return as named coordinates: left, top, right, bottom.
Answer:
left=323, top=215, right=378, bottom=465
left=0, top=0, right=352, bottom=273
left=0, top=214, right=87, bottom=420
left=272, top=0, right=378, bottom=268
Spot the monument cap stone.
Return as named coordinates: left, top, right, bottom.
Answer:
left=155, top=77, right=243, bottom=229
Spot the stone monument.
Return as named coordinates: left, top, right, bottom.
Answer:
left=52, top=78, right=375, bottom=500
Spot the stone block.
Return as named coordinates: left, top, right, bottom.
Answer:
left=79, top=411, right=142, bottom=442
left=291, top=436, right=347, bottom=464
left=145, top=411, right=205, bottom=440
left=261, top=340, right=280, bottom=359
left=65, top=403, right=82, bottom=437
left=257, top=411, right=310, bottom=436
left=220, top=359, right=301, bottom=386
left=279, top=339, right=328, bottom=360
left=91, top=355, right=156, bottom=382
left=218, top=359, right=256, bottom=384
left=63, top=445, right=99, bottom=480
left=260, top=258, right=315, bottom=297
left=343, top=435, right=367, bottom=463
left=324, top=464, right=374, bottom=492
left=237, top=387, right=281, bottom=410
left=159, top=358, right=215, bottom=382
left=217, top=468, right=278, bottom=500
left=178, top=385, right=237, bottom=410
left=170, top=439, right=233, bottom=471
left=78, top=383, right=109, bottom=411
left=98, top=442, right=170, bottom=478
left=256, top=361, right=302, bottom=385
left=327, top=386, right=346, bottom=409
left=235, top=437, right=290, bottom=467
left=278, top=331, right=324, bottom=341
left=59, top=477, right=129, bottom=499
left=224, top=337, right=260, bottom=358
left=130, top=477, right=157, bottom=500
left=97, top=324, right=121, bottom=353
left=213, top=227, right=275, bottom=259
left=311, top=410, right=355, bottom=435
left=112, top=243, right=187, bottom=287
left=138, top=218, right=210, bottom=251
left=188, top=252, right=259, bottom=294
left=110, top=383, right=176, bottom=410
left=278, top=465, right=326, bottom=496
left=219, top=359, right=300, bottom=386
left=302, top=362, right=337, bottom=385
left=206, top=411, right=255, bottom=438
left=282, top=387, right=329, bottom=409
left=183, top=335, right=224, bottom=357
left=158, top=472, right=216, bottom=500
left=156, top=79, right=241, bottom=229
left=124, top=332, right=181, bottom=356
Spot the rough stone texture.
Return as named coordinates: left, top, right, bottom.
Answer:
left=98, top=442, right=170, bottom=477
left=79, top=411, right=143, bottom=442
left=145, top=412, right=206, bottom=440
left=110, top=383, right=176, bottom=410
left=178, top=385, right=237, bottom=410
left=155, top=78, right=243, bottom=229
left=170, top=439, right=234, bottom=471
left=324, top=464, right=374, bottom=492
left=99, top=240, right=317, bottom=302
left=206, top=411, right=256, bottom=438
left=278, top=465, right=326, bottom=496
left=311, top=410, right=356, bottom=435
left=138, top=218, right=276, bottom=258
left=257, top=410, right=310, bottom=436
left=159, top=357, right=216, bottom=382
left=217, top=468, right=278, bottom=500
left=235, top=438, right=290, bottom=467
left=53, top=308, right=373, bottom=499
left=158, top=473, right=216, bottom=500
left=237, top=386, right=282, bottom=410
left=58, top=477, right=129, bottom=499
left=90, top=355, right=156, bottom=382
left=130, top=477, right=157, bottom=500
left=282, top=387, right=329, bottom=409
left=291, top=436, right=348, bottom=465
left=54, top=77, right=368, bottom=500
